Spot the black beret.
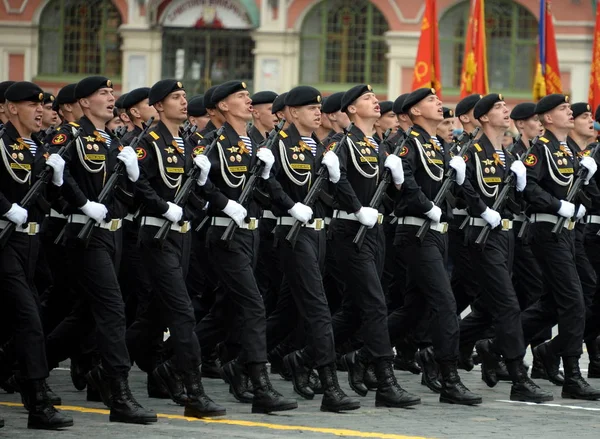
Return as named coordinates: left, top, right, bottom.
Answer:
left=379, top=100, right=394, bottom=115
left=401, top=87, right=435, bottom=114
left=42, top=92, right=55, bottom=105
left=55, top=83, right=77, bottom=106
left=510, top=102, right=536, bottom=121
left=251, top=91, right=278, bottom=106
left=443, top=107, right=454, bottom=119
left=571, top=102, right=591, bottom=119
left=272, top=92, right=288, bottom=114
left=473, top=93, right=504, bottom=120
left=203, top=86, right=218, bottom=110
left=341, top=84, right=374, bottom=112
left=393, top=93, right=409, bottom=115
left=455, top=94, right=482, bottom=117
left=285, top=86, right=321, bottom=107
left=321, top=92, right=344, bottom=114
left=115, top=93, right=128, bottom=109
left=188, top=95, right=207, bottom=117
left=212, top=80, right=247, bottom=106
left=0, top=81, right=16, bottom=103
left=75, top=76, right=112, bottom=99
left=149, top=79, right=184, bottom=106
left=4, top=81, right=44, bottom=103
left=535, top=94, right=569, bottom=115
left=123, top=87, right=150, bottom=109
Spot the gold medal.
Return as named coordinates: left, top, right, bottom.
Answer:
left=360, top=149, right=366, bottom=154
left=93, top=144, right=100, bottom=152
left=172, top=156, right=178, bottom=164
left=229, top=155, right=235, bottom=162
left=484, top=167, right=490, bottom=174
left=11, top=153, right=17, bottom=159
left=18, top=153, right=24, bottom=160
left=557, top=159, right=563, bottom=166
left=87, top=144, right=93, bottom=150
left=490, top=166, right=496, bottom=174
left=292, top=154, right=298, bottom=160
left=299, top=153, right=305, bottom=161
left=236, top=154, right=242, bottom=162
left=167, top=157, right=173, bottom=163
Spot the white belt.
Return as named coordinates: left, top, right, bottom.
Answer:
left=469, top=217, right=513, bottom=231
left=530, top=213, right=575, bottom=230
left=333, top=210, right=384, bottom=224
left=585, top=215, right=600, bottom=225
left=140, top=216, right=190, bottom=233
left=124, top=213, right=135, bottom=222
left=49, top=209, right=67, bottom=220
left=452, top=208, right=468, bottom=216
left=513, top=214, right=526, bottom=222
left=0, top=220, right=40, bottom=235
left=211, top=216, right=259, bottom=230
left=277, top=216, right=325, bottom=230
left=68, top=214, right=122, bottom=232
left=262, top=210, right=277, bottom=220
left=396, top=216, right=448, bottom=234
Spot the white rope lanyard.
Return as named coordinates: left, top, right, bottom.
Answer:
left=0, top=138, right=31, bottom=184
left=543, top=145, right=573, bottom=187
left=152, top=141, right=182, bottom=190
left=217, top=142, right=246, bottom=189
left=414, top=138, right=444, bottom=182
left=279, top=139, right=311, bottom=187
left=347, top=138, right=379, bottom=180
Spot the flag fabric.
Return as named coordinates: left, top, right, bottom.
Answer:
left=459, top=0, right=488, bottom=98
left=412, top=0, right=442, bottom=96
left=589, top=5, right=600, bottom=111
left=533, top=0, right=562, bottom=101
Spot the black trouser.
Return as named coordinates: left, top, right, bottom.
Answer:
left=322, top=232, right=343, bottom=314
left=583, top=223, right=600, bottom=343
left=186, top=223, right=219, bottom=323
left=520, top=223, right=585, bottom=357
left=388, top=225, right=459, bottom=363
left=0, top=233, right=47, bottom=380
left=330, top=219, right=392, bottom=359
left=265, top=278, right=298, bottom=352
left=197, top=225, right=267, bottom=364
left=448, top=221, right=478, bottom=315
left=459, top=228, right=525, bottom=360
left=255, top=218, right=281, bottom=316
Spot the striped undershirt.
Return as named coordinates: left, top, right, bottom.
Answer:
left=365, top=136, right=379, bottom=153
left=430, top=136, right=444, bottom=154
left=495, top=149, right=506, bottom=168
left=559, top=141, right=573, bottom=158
left=239, top=135, right=253, bottom=154
left=22, top=138, right=37, bottom=156
left=97, top=129, right=112, bottom=149
left=173, top=136, right=185, bottom=152
left=301, top=136, right=318, bottom=156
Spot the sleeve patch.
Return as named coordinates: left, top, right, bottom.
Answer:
left=51, top=133, right=67, bottom=145
left=462, top=154, right=469, bottom=162
left=326, top=142, right=338, bottom=151
left=193, top=146, right=205, bottom=156
left=524, top=153, right=538, bottom=167
left=399, top=145, right=409, bottom=157
left=135, top=147, right=147, bottom=160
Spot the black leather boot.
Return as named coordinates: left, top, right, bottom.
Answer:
left=27, top=379, right=73, bottom=430
left=268, top=343, right=293, bottom=380
left=147, top=373, right=170, bottom=399
left=222, top=358, right=254, bottom=403
left=85, top=365, right=112, bottom=407
left=317, top=363, right=360, bottom=412
left=416, top=347, right=442, bottom=393
left=364, top=363, right=378, bottom=390
left=506, top=359, right=553, bottom=403
left=309, top=369, right=324, bottom=394
left=533, top=341, right=564, bottom=386
left=109, top=376, right=157, bottom=424
left=248, top=363, right=298, bottom=413
left=562, top=356, right=600, bottom=400
left=69, top=356, right=87, bottom=391
left=394, top=340, right=421, bottom=375
left=283, top=350, right=314, bottom=400
left=530, top=348, right=548, bottom=380
left=438, top=362, right=482, bottom=406
left=496, top=358, right=511, bottom=382
left=183, top=368, right=226, bottom=418
left=374, top=359, right=421, bottom=408
left=340, top=350, right=369, bottom=397
left=458, top=344, right=475, bottom=372
left=201, top=349, right=223, bottom=379
left=475, top=339, right=499, bottom=388
left=152, top=360, right=189, bottom=405
left=586, top=339, right=600, bottom=379
left=44, top=381, right=62, bottom=406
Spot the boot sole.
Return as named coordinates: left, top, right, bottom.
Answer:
left=440, top=396, right=482, bottom=405
left=28, top=420, right=74, bottom=430
left=282, top=356, right=315, bottom=400
left=511, top=393, right=554, bottom=403
left=184, top=406, right=227, bottom=418
left=320, top=401, right=361, bottom=412
left=109, top=414, right=158, bottom=424
left=221, top=365, right=253, bottom=404
left=375, top=398, right=421, bottom=408
left=251, top=401, right=298, bottom=413
left=152, top=369, right=189, bottom=406
left=561, top=391, right=600, bottom=401
left=340, top=356, right=368, bottom=397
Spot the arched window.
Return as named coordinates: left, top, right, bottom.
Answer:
left=38, top=0, right=122, bottom=77
left=300, top=0, right=389, bottom=88
left=439, top=0, right=537, bottom=93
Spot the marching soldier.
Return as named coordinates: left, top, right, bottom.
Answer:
left=200, top=85, right=224, bottom=137
left=272, top=92, right=291, bottom=129
left=54, top=84, right=83, bottom=125
left=187, top=95, right=211, bottom=133
left=436, top=107, right=454, bottom=146
left=0, top=81, right=17, bottom=126
left=392, top=93, right=411, bottom=134
left=373, top=100, right=399, bottom=144
left=248, top=91, right=278, bottom=145
left=40, top=92, right=58, bottom=135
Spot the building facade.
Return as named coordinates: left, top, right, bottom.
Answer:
left=0, top=0, right=595, bottom=105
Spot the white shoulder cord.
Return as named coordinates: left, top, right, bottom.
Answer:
left=76, top=136, right=105, bottom=174
left=152, top=141, right=182, bottom=189
left=474, top=153, right=499, bottom=198
left=543, top=145, right=573, bottom=187
left=0, top=138, right=31, bottom=184
left=217, top=142, right=246, bottom=189
left=279, top=139, right=311, bottom=187
left=414, top=137, right=444, bottom=181
left=347, top=138, right=379, bottom=179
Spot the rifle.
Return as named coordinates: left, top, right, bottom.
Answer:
left=220, top=119, right=286, bottom=242
left=0, top=127, right=83, bottom=248
left=184, top=124, right=198, bottom=143
left=153, top=126, right=224, bottom=246
left=415, top=127, right=480, bottom=243
left=474, top=136, right=538, bottom=250
left=552, top=142, right=600, bottom=238
left=76, top=117, right=154, bottom=247
left=352, top=128, right=406, bottom=251
left=506, top=133, right=521, bottom=155
left=114, top=125, right=128, bottom=140
left=285, top=123, right=354, bottom=248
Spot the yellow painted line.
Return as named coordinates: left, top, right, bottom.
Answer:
left=0, top=401, right=432, bottom=439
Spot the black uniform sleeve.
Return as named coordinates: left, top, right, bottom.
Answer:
left=332, top=135, right=362, bottom=213
left=134, top=139, right=169, bottom=214
left=397, top=139, right=434, bottom=213
left=61, top=137, right=90, bottom=209
left=265, top=139, right=296, bottom=212
left=460, top=149, right=489, bottom=217
left=523, top=143, right=562, bottom=213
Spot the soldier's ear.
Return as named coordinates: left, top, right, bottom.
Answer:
left=218, top=101, right=228, bottom=113
left=154, top=101, right=164, bottom=113
left=78, top=98, right=90, bottom=110
left=410, top=106, right=420, bottom=118
left=347, top=104, right=357, bottom=115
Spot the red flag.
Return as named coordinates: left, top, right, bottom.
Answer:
left=589, top=6, right=600, bottom=110
left=533, top=0, right=562, bottom=101
left=459, top=0, right=488, bottom=98
left=412, top=0, right=442, bottom=96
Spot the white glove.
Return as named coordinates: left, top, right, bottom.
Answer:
left=222, top=200, right=247, bottom=228
left=557, top=200, right=575, bottom=218
left=4, top=203, right=28, bottom=227
left=193, top=155, right=211, bottom=186
left=81, top=200, right=108, bottom=224
left=384, top=154, right=404, bottom=185
left=580, top=156, right=597, bottom=185
left=576, top=204, right=587, bottom=220
left=322, top=151, right=341, bottom=184
left=256, top=148, right=275, bottom=180
left=449, top=156, right=466, bottom=186
left=481, top=207, right=502, bottom=228
left=355, top=207, right=379, bottom=228
left=425, top=205, right=442, bottom=223
left=117, top=146, right=140, bottom=182
left=510, top=160, right=527, bottom=192
left=162, top=201, right=183, bottom=224
left=288, top=202, right=313, bottom=224
left=46, top=154, right=65, bottom=187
